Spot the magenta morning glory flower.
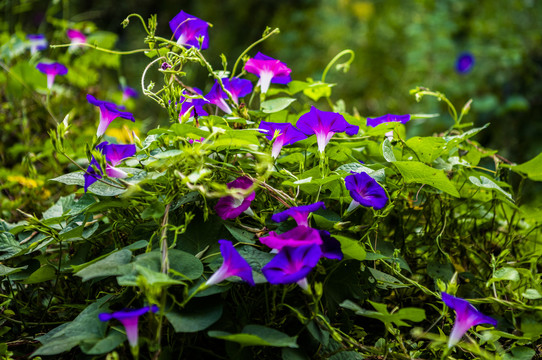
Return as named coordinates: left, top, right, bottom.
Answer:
left=442, top=292, right=497, bottom=348
left=206, top=240, right=255, bottom=286
left=366, top=114, right=411, bottom=128
left=271, top=201, right=325, bottom=227
left=214, top=176, right=256, bottom=220
left=36, top=62, right=68, bottom=90
left=87, top=94, right=135, bottom=136
left=179, top=88, right=209, bottom=119
left=84, top=142, right=136, bottom=192
left=344, top=172, right=387, bottom=211
left=456, top=52, right=475, bottom=74
left=169, top=10, right=209, bottom=50
left=205, top=78, right=252, bottom=114
left=259, top=226, right=322, bottom=251
left=99, top=305, right=158, bottom=348
left=296, top=106, right=359, bottom=153
left=244, top=52, right=292, bottom=94
left=259, top=122, right=307, bottom=158
left=262, top=244, right=322, bottom=285
left=66, top=29, right=86, bottom=51
left=26, top=34, right=47, bottom=54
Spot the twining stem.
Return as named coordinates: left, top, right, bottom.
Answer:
left=230, top=27, right=280, bottom=79
left=50, top=43, right=148, bottom=55
left=321, top=49, right=355, bottom=83
left=123, top=13, right=150, bottom=34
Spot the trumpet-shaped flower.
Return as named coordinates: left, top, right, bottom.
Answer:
left=179, top=87, right=209, bottom=119
left=169, top=10, right=209, bottom=50
left=121, top=85, right=138, bottom=103
left=206, top=240, right=255, bottom=286
left=296, top=106, right=359, bottom=153
left=456, top=52, right=475, bottom=74
left=259, top=122, right=307, bottom=158
left=214, top=177, right=255, bottom=220
left=441, top=292, right=497, bottom=348
left=259, top=226, right=322, bottom=251
left=271, top=201, right=325, bottom=227
left=66, top=29, right=86, bottom=51
left=205, top=78, right=252, bottom=114
left=27, top=34, right=47, bottom=54
left=84, top=142, right=136, bottom=192
left=262, top=244, right=322, bottom=285
left=87, top=94, right=135, bottom=136
left=36, top=62, right=67, bottom=90
left=244, top=52, right=291, bottom=94
left=345, top=172, right=387, bottom=211
left=99, top=305, right=158, bottom=348
left=366, top=114, right=411, bottom=128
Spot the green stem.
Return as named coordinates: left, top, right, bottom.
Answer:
left=50, top=43, right=148, bottom=55
left=230, top=27, right=280, bottom=79
left=123, top=13, right=150, bottom=34
left=321, top=49, right=355, bottom=83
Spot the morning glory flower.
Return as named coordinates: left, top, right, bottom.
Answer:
left=66, top=29, right=86, bottom=51
left=121, top=85, right=138, bottom=103
left=179, top=87, right=209, bottom=119
left=344, top=172, right=387, bottom=211
left=87, top=94, right=135, bottom=136
left=206, top=240, right=255, bottom=286
left=99, top=305, right=158, bottom=348
left=169, top=10, right=209, bottom=50
left=36, top=62, right=68, bottom=90
left=214, top=176, right=256, bottom=220
left=259, top=226, right=322, bottom=251
left=366, top=114, right=411, bottom=128
left=271, top=201, right=326, bottom=227
left=258, top=122, right=307, bottom=158
left=296, top=106, right=359, bottom=153
left=456, top=52, right=475, bottom=74
left=319, top=230, right=343, bottom=260
left=244, top=52, right=292, bottom=94
left=205, top=78, right=252, bottom=114
left=262, top=244, right=322, bottom=285
left=26, top=34, right=47, bottom=54
left=442, top=292, right=497, bottom=348
left=84, top=142, right=136, bottom=192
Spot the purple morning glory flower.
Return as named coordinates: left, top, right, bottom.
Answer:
left=121, top=85, right=138, bottom=103
left=296, top=106, right=359, bottom=153
left=169, top=10, right=209, bottom=50
left=26, top=34, right=47, bottom=54
left=344, top=172, right=387, bottom=211
left=205, top=78, right=252, bottom=114
left=366, top=114, right=411, bottom=128
left=244, top=52, right=292, bottom=94
left=67, top=29, right=86, bottom=49
left=99, top=305, right=158, bottom=348
left=259, top=226, right=322, bottom=251
left=258, top=122, right=307, bottom=158
left=84, top=142, right=136, bottom=192
left=36, top=62, right=68, bottom=90
left=271, top=201, right=326, bottom=227
left=206, top=240, right=255, bottom=286
left=87, top=94, right=135, bottom=136
left=214, top=177, right=256, bottom=220
left=262, top=244, right=322, bottom=285
left=442, top=292, right=497, bottom=348
left=456, top=52, right=475, bottom=74
left=319, top=230, right=343, bottom=260
left=178, top=87, right=209, bottom=119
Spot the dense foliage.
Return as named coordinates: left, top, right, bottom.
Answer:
left=1, top=5, right=542, bottom=360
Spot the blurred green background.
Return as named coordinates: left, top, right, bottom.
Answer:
left=3, top=0, right=542, bottom=161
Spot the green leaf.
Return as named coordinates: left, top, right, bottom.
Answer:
left=208, top=324, right=298, bottom=348
left=80, top=329, right=125, bottom=355
left=333, top=235, right=366, bottom=261
left=368, top=268, right=408, bottom=289
left=522, top=289, right=542, bottom=300
left=50, top=169, right=146, bottom=196
left=393, top=161, right=460, bottom=197
left=336, top=163, right=386, bottom=182
left=506, top=151, right=542, bottom=181
left=303, top=82, right=333, bottom=101
left=503, top=346, right=536, bottom=360
left=469, top=176, right=513, bottom=201
left=404, top=136, right=446, bottom=163
left=261, top=98, right=296, bottom=113
left=165, top=299, right=223, bottom=333
left=0, top=264, right=28, bottom=276
left=75, top=250, right=132, bottom=282
left=340, top=300, right=425, bottom=327
left=487, top=267, right=520, bottom=286
left=382, top=138, right=397, bottom=162
left=210, top=130, right=260, bottom=150
left=0, top=232, right=23, bottom=260
left=23, top=265, right=56, bottom=284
